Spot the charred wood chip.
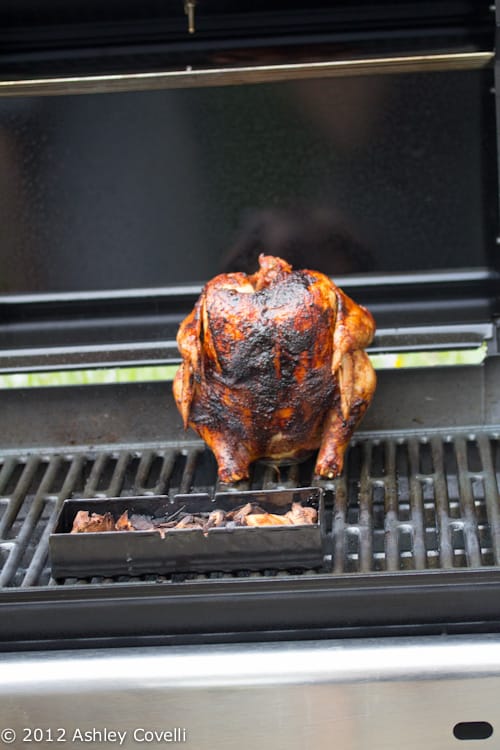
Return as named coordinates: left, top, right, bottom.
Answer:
left=176, top=516, right=205, bottom=529
left=164, top=505, right=186, bottom=523
left=129, top=514, right=156, bottom=531
left=115, top=510, right=134, bottom=531
left=227, top=502, right=266, bottom=525
left=206, top=509, right=226, bottom=528
left=71, top=510, right=91, bottom=532
left=156, top=516, right=208, bottom=535
left=284, top=502, right=318, bottom=525
left=70, top=510, right=115, bottom=533
left=173, top=514, right=196, bottom=529
left=245, top=513, right=293, bottom=526
left=69, top=501, right=317, bottom=534
left=226, top=502, right=253, bottom=524
left=192, top=516, right=206, bottom=525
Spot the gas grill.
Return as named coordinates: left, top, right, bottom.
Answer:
left=1, top=2, right=500, bottom=749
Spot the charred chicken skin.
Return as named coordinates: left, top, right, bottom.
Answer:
left=173, top=254, right=376, bottom=482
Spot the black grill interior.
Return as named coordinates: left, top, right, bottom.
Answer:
left=1, top=429, right=499, bottom=589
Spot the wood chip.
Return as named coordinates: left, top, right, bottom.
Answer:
left=70, top=510, right=115, bottom=533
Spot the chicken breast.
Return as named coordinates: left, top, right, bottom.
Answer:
left=173, top=254, right=376, bottom=482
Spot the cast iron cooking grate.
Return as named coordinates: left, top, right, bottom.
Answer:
left=0, top=430, right=499, bottom=588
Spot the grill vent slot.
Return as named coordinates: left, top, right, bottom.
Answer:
left=0, top=431, right=499, bottom=588
left=453, top=722, right=494, bottom=741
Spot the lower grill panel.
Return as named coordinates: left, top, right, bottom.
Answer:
left=2, top=636, right=500, bottom=750
left=1, top=429, right=499, bottom=589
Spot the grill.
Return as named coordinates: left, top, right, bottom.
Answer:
left=1, top=2, right=500, bottom=748
left=2, top=431, right=500, bottom=589
left=2, top=339, right=500, bottom=647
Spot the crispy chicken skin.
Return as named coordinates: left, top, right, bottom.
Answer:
left=173, top=254, right=376, bottom=482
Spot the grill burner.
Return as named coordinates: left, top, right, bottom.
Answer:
left=1, top=429, right=499, bottom=589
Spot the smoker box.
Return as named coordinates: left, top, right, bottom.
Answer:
left=49, top=488, right=324, bottom=578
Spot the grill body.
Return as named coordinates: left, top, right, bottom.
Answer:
left=2, top=361, right=500, bottom=647
left=0, top=2, right=500, bottom=748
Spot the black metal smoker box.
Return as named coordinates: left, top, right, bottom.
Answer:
left=1, top=2, right=500, bottom=749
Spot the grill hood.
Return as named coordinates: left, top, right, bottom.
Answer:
left=0, top=1, right=498, bottom=375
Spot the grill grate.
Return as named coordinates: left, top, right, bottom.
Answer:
left=0, top=431, right=500, bottom=588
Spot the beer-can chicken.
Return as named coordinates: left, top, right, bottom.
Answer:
left=174, top=254, right=376, bottom=482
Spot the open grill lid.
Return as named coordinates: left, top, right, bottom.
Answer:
left=0, top=3, right=498, bottom=372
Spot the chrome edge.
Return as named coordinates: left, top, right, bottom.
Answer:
left=0, top=635, right=499, bottom=749
left=0, top=52, right=493, bottom=97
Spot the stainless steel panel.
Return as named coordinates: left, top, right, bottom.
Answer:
left=0, top=635, right=499, bottom=750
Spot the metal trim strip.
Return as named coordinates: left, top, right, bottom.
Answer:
left=0, top=323, right=490, bottom=373
left=0, top=268, right=496, bottom=304
left=0, top=51, right=493, bottom=96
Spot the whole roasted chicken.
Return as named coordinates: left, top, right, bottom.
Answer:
left=174, top=255, right=376, bottom=482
